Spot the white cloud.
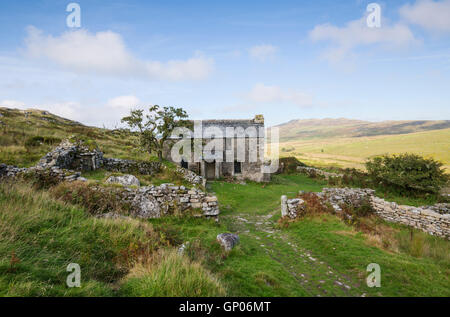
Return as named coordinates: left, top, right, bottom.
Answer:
left=1, top=100, right=26, bottom=108
left=105, top=95, right=142, bottom=120
left=248, top=45, right=278, bottom=62
left=309, top=17, right=418, bottom=62
left=24, top=26, right=214, bottom=81
left=246, top=83, right=313, bottom=107
left=107, top=95, right=140, bottom=109
left=400, top=0, right=450, bottom=33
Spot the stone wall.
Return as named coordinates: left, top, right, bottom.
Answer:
left=36, top=139, right=161, bottom=175
left=0, top=163, right=87, bottom=182
left=37, top=139, right=103, bottom=171
left=96, top=183, right=219, bottom=219
left=370, top=196, right=449, bottom=239
left=102, top=157, right=161, bottom=175
left=175, top=166, right=205, bottom=186
left=296, top=166, right=343, bottom=179
left=281, top=187, right=450, bottom=239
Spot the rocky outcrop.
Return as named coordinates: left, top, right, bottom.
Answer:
left=217, top=233, right=240, bottom=251
left=281, top=187, right=450, bottom=239
left=105, top=174, right=140, bottom=187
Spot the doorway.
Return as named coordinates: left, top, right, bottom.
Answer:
left=205, top=161, right=216, bottom=180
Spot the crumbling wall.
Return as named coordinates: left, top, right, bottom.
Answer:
left=281, top=187, right=450, bottom=239
left=96, top=183, right=219, bottom=219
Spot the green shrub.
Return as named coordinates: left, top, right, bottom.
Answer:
left=278, top=157, right=307, bottom=174
left=366, top=154, right=448, bottom=194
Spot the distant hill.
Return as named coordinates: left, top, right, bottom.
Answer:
left=273, top=118, right=450, bottom=142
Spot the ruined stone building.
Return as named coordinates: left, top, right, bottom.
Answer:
left=164, top=115, right=270, bottom=182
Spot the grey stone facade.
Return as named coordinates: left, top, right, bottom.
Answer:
left=165, top=115, right=270, bottom=182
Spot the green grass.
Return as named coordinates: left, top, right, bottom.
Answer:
left=280, top=128, right=450, bottom=171
left=210, top=174, right=326, bottom=215
left=118, top=249, right=226, bottom=297
left=1, top=173, right=449, bottom=297
left=282, top=215, right=450, bottom=296
left=0, top=182, right=223, bottom=296
left=203, top=174, right=450, bottom=296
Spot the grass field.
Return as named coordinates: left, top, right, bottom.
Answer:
left=2, top=175, right=449, bottom=296
left=279, top=128, right=450, bottom=171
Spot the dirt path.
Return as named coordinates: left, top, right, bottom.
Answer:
left=224, top=211, right=365, bottom=297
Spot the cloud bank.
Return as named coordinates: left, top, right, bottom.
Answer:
left=399, top=0, right=450, bottom=33
left=24, top=27, right=214, bottom=81
left=309, top=18, right=418, bottom=62
left=247, top=83, right=313, bottom=107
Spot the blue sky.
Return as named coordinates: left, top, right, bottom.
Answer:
left=0, top=0, right=449, bottom=127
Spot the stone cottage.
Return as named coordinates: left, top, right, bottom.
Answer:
left=164, top=115, right=270, bottom=182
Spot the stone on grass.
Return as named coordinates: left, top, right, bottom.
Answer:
left=106, top=174, right=140, bottom=187
left=217, top=233, right=240, bottom=251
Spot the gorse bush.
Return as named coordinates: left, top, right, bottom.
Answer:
left=366, top=153, right=448, bottom=194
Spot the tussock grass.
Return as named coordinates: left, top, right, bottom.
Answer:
left=0, top=181, right=223, bottom=296
left=119, top=248, right=226, bottom=297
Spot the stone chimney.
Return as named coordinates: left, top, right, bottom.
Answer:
left=254, top=114, right=264, bottom=124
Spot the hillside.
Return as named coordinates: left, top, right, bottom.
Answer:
left=273, top=118, right=450, bottom=171
left=279, top=128, right=450, bottom=170
left=0, top=107, right=148, bottom=167
left=274, top=118, right=450, bottom=142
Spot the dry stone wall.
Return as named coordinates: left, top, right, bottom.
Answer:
left=175, top=166, right=205, bottom=186
left=0, top=163, right=87, bottom=182
left=102, top=157, right=161, bottom=175
left=1, top=139, right=218, bottom=219
left=281, top=187, right=450, bottom=239
left=38, top=139, right=103, bottom=171
left=296, top=166, right=343, bottom=179
left=98, top=183, right=219, bottom=219
left=370, top=196, right=449, bottom=239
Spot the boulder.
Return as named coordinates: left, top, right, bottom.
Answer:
left=105, top=174, right=140, bottom=187
left=217, top=233, right=240, bottom=251
left=132, top=194, right=161, bottom=218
